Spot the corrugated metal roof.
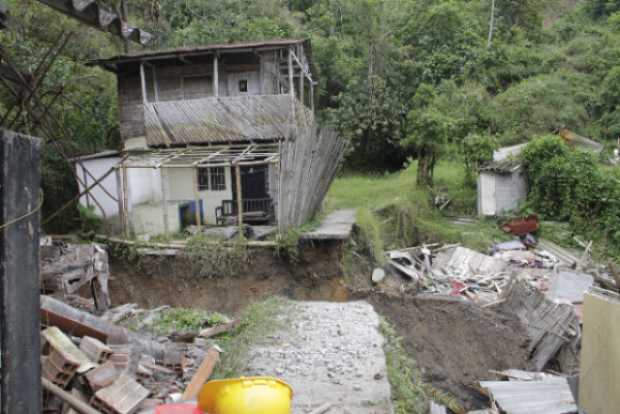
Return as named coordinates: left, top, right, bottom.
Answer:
left=91, top=38, right=308, bottom=68
left=37, top=0, right=152, bottom=45
left=145, top=94, right=302, bottom=146
left=480, top=377, right=577, bottom=414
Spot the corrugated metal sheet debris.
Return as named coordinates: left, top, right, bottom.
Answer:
left=37, top=0, right=152, bottom=45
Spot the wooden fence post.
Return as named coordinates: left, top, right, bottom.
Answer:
left=0, top=129, right=41, bottom=413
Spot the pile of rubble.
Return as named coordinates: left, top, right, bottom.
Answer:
left=384, top=234, right=619, bottom=414
left=39, top=241, right=235, bottom=414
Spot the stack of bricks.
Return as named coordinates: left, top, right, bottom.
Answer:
left=159, top=351, right=186, bottom=376
left=79, top=336, right=113, bottom=364
left=108, top=344, right=131, bottom=371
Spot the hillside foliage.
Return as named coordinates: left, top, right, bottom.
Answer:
left=1, top=0, right=620, bottom=237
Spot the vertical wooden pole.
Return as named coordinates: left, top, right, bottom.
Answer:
left=152, top=66, right=159, bottom=102
left=121, top=164, right=130, bottom=237
left=82, top=165, right=91, bottom=208
left=115, top=167, right=125, bottom=235
left=298, top=47, right=304, bottom=105
left=192, top=167, right=202, bottom=227
left=213, top=54, right=219, bottom=97
left=0, top=130, right=41, bottom=414
left=160, top=168, right=170, bottom=233
left=310, top=80, right=315, bottom=114
left=139, top=62, right=148, bottom=104
left=235, top=164, right=243, bottom=229
left=288, top=47, right=294, bottom=99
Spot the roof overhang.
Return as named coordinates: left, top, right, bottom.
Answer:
left=120, top=144, right=279, bottom=169
left=89, top=38, right=310, bottom=73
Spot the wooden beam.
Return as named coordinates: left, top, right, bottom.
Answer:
left=310, top=80, right=315, bottom=114
left=121, top=164, right=130, bottom=237
left=288, top=47, right=294, bottom=99
left=151, top=65, right=159, bottom=102
left=235, top=164, right=243, bottom=230
left=139, top=62, right=148, bottom=104
left=160, top=169, right=169, bottom=233
left=42, top=378, right=103, bottom=414
left=213, top=54, right=219, bottom=97
left=181, top=348, right=220, bottom=401
left=192, top=167, right=203, bottom=227
left=115, top=167, right=125, bottom=236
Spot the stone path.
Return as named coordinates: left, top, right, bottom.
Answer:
left=301, top=209, right=357, bottom=241
left=244, top=301, right=393, bottom=414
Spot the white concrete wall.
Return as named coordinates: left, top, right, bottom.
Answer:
left=478, top=170, right=527, bottom=216
left=129, top=166, right=233, bottom=235
left=75, top=157, right=121, bottom=217
left=77, top=158, right=236, bottom=235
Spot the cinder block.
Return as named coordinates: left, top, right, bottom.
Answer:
left=91, top=374, right=149, bottom=414
left=80, top=336, right=113, bottom=364
left=85, top=361, right=119, bottom=392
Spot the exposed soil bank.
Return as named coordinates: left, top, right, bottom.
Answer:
left=109, top=240, right=350, bottom=315
left=366, top=292, right=531, bottom=408
left=108, top=241, right=531, bottom=409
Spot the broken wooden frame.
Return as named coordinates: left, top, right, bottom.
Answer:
left=117, top=143, right=280, bottom=236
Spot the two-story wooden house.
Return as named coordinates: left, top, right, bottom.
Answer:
left=74, top=39, right=344, bottom=236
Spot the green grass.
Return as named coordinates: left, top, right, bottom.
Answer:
left=326, top=160, right=508, bottom=255
left=212, top=297, right=287, bottom=379
left=149, top=308, right=229, bottom=335
left=380, top=320, right=428, bottom=414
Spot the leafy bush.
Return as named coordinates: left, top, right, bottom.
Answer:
left=462, top=133, right=498, bottom=186
left=521, top=135, right=620, bottom=253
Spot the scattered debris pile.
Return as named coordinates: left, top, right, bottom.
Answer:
left=41, top=239, right=112, bottom=311
left=39, top=292, right=237, bottom=413
left=382, top=232, right=619, bottom=413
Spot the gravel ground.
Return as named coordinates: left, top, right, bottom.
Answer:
left=244, top=301, right=394, bottom=414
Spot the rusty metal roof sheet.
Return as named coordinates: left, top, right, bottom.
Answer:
left=37, top=0, right=152, bottom=45
left=91, top=38, right=307, bottom=68
left=145, top=94, right=301, bottom=146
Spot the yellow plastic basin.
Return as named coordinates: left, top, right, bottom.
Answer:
left=198, top=377, right=293, bottom=414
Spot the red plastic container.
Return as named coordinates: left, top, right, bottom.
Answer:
left=155, top=403, right=203, bottom=414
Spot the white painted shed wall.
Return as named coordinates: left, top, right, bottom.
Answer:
left=76, top=158, right=234, bottom=235
left=75, top=157, right=121, bottom=217
left=478, top=170, right=527, bottom=216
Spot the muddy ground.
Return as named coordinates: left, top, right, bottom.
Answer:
left=367, top=293, right=530, bottom=408
left=108, top=242, right=532, bottom=410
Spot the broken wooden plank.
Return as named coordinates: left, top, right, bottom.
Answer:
left=42, top=377, right=103, bottom=414
left=498, top=279, right=579, bottom=371
left=198, top=320, right=240, bottom=338
left=181, top=347, right=220, bottom=401
left=307, top=403, right=332, bottom=414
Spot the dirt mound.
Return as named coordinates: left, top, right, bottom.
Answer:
left=368, top=292, right=531, bottom=409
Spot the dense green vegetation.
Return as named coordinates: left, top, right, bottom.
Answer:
left=2, top=0, right=620, bottom=256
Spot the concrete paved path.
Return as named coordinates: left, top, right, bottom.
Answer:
left=301, top=209, right=357, bottom=241
left=244, top=301, right=393, bottom=414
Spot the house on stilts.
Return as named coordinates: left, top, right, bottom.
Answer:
left=74, top=39, right=345, bottom=237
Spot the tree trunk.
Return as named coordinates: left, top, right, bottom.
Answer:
left=416, top=151, right=435, bottom=188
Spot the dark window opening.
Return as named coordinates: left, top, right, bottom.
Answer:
left=239, top=80, right=248, bottom=93
left=198, top=168, right=209, bottom=191
left=210, top=167, right=226, bottom=191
